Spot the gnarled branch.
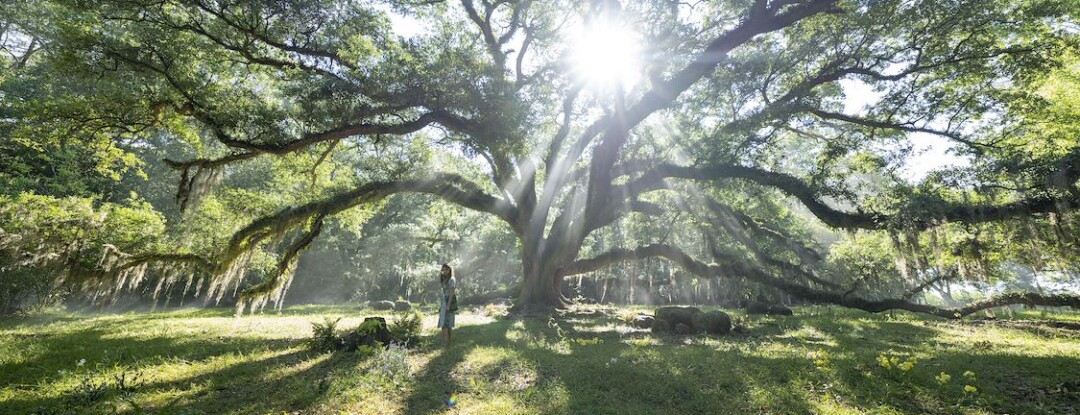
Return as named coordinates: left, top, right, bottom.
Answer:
left=563, top=243, right=1080, bottom=318
left=627, top=163, right=1080, bottom=230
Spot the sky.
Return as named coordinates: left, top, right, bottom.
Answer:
left=840, top=79, right=972, bottom=183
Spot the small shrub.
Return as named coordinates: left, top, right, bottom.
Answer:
left=389, top=310, right=422, bottom=343
left=355, top=344, right=378, bottom=359
left=307, top=318, right=342, bottom=353
left=617, top=310, right=638, bottom=325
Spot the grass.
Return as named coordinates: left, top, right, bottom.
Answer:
left=1, top=305, right=1078, bottom=414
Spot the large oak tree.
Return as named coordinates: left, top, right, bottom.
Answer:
left=3, top=0, right=1079, bottom=315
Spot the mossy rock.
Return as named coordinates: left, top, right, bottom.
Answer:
left=654, top=306, right=701, bottom=330
left=674, top=323, right=692, bottom=335
left=651, top=318, right=671, bottom=333
left=393, top=300, right=412, bottom=311
left=691, top=310, right=732, bottom=334
left=370, top=300, right=395, bottom=311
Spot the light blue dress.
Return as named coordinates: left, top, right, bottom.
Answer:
left=438, top=276, right=456, bottom=329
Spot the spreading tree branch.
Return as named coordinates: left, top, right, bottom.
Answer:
left=627, top=163, right=1080, bottom=230
left=563, top=243, right=1080, bottom=318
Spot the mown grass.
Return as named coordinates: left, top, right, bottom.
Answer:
left=2, top=304, right=1078, bottom=414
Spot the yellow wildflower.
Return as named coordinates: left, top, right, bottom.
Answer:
left=963, top=370, right=975, bottom=378
left=935, top=372, right=951, bottom=384
left=964, top=385, right=977, bottom=393
left=877, top=354, right=891, bottom=369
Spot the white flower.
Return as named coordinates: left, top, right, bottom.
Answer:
left=77, top=359, right=86, bottom=367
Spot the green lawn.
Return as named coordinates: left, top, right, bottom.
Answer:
left=2, top=305, right=1078, bottom=414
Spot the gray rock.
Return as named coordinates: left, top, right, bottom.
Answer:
left=651, top=319, right=670, bottom=333
left=692, top=310, right=732, bottom=334
left=370, top=300, right=395, bottom=310
left=654, top=306, right=702, bottom=329
left=674, top=323, right=692, bottom=335
left=393, top=300, right=412, bottom=311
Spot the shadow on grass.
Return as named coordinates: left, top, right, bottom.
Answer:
left=0, top=326, right=310, bottom=414
left=402, top=316, right=822, bottom=415
left=5, top=307, right=1078, bottom=415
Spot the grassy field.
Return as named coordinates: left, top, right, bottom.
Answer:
left=1, top=305, right=1078, bottom=415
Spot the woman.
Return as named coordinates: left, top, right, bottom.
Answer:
left=437, top=263, right=457, bottom=346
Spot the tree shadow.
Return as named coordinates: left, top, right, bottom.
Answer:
left=0, top=325, right=309, bottom=414
left=403, top=320, right=516, bottom=414
left=402, top=314, right=820, bottom=415
left=5, top=308, right=1078, bottom=414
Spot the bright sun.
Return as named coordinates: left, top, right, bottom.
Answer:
left=569, top=20, right=642, bottom=91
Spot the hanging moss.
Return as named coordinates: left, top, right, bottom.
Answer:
left=176, top=165, right=223, bottom=214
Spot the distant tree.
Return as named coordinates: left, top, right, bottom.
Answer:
left=2, top=0, right=1078, bottom=315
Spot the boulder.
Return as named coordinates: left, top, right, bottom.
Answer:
left=692, top=310, right=732, bottom=334
left=651, top=318, right=671, bottom=333
left=370, top=300, right=395, bottom=310
left=393, top=300, right=412, bottom=311
left=745, top=301, right=769, bottom=314
left=654, top=306, right=702, bottom=329
left=651, top=306, right=733, bottom=335
left=342, top=317, right=392, bottom=351
left=631, top=314, right=655, bottom=329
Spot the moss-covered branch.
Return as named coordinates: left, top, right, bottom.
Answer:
left=629, top=163, right=1080, bottom=230
left=563, top=243, right=1080, bottom=318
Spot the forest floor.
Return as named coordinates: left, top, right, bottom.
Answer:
left=1, top=304, right=1078, bottom=415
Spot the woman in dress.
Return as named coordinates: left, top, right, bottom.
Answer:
left=437, top=263, right=457, bottom=346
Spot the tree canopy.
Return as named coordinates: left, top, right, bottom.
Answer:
left=1, top=0, right=1078, bottom=316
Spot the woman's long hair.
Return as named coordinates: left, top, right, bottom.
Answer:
left=440, top=263, right=453, bottom=284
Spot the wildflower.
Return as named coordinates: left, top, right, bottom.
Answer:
left=935, top=372, right=951, bottom=384
left=877, top=354, right=891, bottom=369
left=898, top=358, right=916, bottom=371
left=964, top=385, right=977, bottom=393
left=962, top=370, right=975, bottom=379
left=77, top=359, right=86, bottom=367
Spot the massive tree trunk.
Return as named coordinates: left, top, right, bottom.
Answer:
left=517, top=228, right=574, bottom=310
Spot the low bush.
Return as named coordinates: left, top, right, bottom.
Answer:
left=306, top=318, right=342, bottom=353
left=388, top=310, right=422, bottom=344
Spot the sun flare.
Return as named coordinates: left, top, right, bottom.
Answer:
left=569, top=21, right=642, bottom=91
